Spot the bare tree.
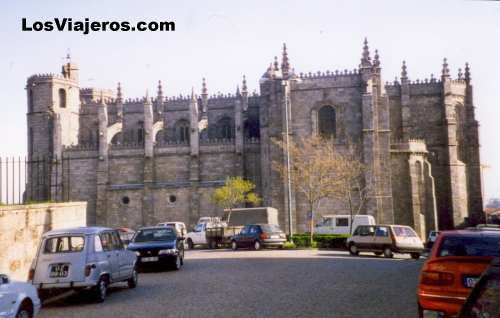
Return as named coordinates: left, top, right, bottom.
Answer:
left=273, top=135, right=342, bottom=245
left=334, top=144, right=371, bottom=234
left=274, top=136, right=370, bottom=243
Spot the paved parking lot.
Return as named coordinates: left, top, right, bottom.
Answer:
left=39, top=249, right=424, bottom=318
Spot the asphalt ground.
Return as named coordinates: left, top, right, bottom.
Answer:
left=39, top=249, right=424, bottom=318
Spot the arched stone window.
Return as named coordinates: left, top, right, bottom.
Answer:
left=58, top=88, right=67, bottom=108
left=137, top=121, right=144, bottom=144
left=155, top=129, right=164, bottom=143
left=244, top=118, right=260, bottom=139
left=217, top=116, right=233, bottom=139
left=110, top=132, right=122, bottom=145
left=318, top=106, right=336, bottom=138
left=174, top=119, right=190, bottom=143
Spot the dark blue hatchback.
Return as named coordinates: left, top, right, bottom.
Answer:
left=231, top=224, right=286, bottom=250
left=127, top=226, right=184, bottom=270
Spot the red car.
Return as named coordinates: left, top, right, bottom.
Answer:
left=417, top=229, right=500, bottom=318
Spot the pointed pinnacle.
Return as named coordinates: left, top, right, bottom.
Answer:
left=373, top=49, right=380, bottom=67
left=442, top=58, right=450, bottom=78
left=202, top=78, right=207, bottom=95
left=401, top=60, right=408, bottom=80
left=116, top=82, right=122, bottom=100
left=273, top=56, right=279, bottom=71
left=242, top=75, right=248, bottom=93
left=464, top=62, right=471, bottom=82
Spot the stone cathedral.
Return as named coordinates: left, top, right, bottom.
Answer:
left=26, top=40, right=483, bottom=238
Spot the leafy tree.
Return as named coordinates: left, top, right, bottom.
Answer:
left=212, top=177, right=261, bottom=221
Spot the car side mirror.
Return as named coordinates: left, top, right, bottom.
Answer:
left=0, top=274, right=9, bottom=285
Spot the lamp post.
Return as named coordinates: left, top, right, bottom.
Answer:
left=283, top=81, right=293, bottom=239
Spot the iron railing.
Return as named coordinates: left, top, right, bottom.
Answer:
left=0, top=156, right=70, bottom=205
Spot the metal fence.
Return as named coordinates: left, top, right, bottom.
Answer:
left=0, top=156, right=70, bottom=205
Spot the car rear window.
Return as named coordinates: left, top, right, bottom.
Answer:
left=134, top=228, right=177, bottom=242
left=393, top=226, right=418, bottom=237
left=260, top=224, right=282, bottom=233
left=438, top=235, right=500, bottom=257
left=44, top=236, right=85, bottom=253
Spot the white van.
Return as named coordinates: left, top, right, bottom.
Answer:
left=315, top=214, right=375, bottom=235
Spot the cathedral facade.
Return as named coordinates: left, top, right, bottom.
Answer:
left=26, top=40, right=483, bottom=237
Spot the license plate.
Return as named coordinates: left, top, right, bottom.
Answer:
left=50, top=264, right=69, bottom=278
left=141, top=257, right=158, bottom=262
left=271, top=235, right=279, bottom=239
left=463, top=276, right=479, bottom=288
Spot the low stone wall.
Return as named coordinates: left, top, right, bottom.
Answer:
left=0, top=202, right=87, bottom=281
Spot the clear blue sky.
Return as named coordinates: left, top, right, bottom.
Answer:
left=1, top=0, right=499, bottom=200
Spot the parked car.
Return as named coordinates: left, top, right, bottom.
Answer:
left=417, top=229, right=500, bottom=318
left=230, top=224, right=286, bottom=250
left=426, top=230, right=440, bottom=249
left=157, top=222, right=187, bottom=237
left=127, top=226, right=185, bottom=270
left=187, top=208, right=279, bottom=249
left=0, top=274, right=41, bottom=318
left=315, top=214, right=376, bottom=235
left=458, top=257, right=500, bottom=318
left=29, top=227, right=138, bottom=302
left=116, top=227, right=135, bottom=246
left=346, top=224, right=424, bottom=259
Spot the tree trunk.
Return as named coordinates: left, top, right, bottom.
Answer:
left=309, top=202, right=314, bottom=247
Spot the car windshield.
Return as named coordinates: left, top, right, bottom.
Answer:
left=438, top=235, right=500, bottom=257
left=260, top=224, right=282, bottom=233
left=393, top=226, right=418, bottom=237
left=134, top=228, right=177, bottom=242
left=44, top=235, right=85, bottom=253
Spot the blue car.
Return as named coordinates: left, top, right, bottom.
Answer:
left=127, top=226, right=184, bottom=270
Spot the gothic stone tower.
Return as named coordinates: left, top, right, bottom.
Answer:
left=26, top=58, right=80, bottom=201
left=259, top=41, right=395, bottom=233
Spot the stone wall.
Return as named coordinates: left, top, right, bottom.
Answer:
left=0, top=202, right=87, bottom=281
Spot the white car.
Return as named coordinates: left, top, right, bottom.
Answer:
left=157, top=222, right=187, bottom=237
left=0, top=274, right=41, bottom=318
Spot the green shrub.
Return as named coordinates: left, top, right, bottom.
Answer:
left=289, top=233, right=350, bottom=249
left=282, top=241, right=297, bottom=249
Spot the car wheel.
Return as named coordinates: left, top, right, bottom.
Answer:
left=383, top=247, right=393, bottom=258
left=15, top=300, right=33, bottom=318
left=349, top=243, right=359, bottom=256
left=254, top=240, right=261, bottom=250
left=411, top=253, right=420, bottom=260
left=173, top=256, right=182, bottom=270
left=127, top=268, right=138, bottom=288
left=209, top=240, right=217, bottom=249
left=417, top=303, right=424, bottom=318
left=231, top=240, right=238, bottom=251
left=187, top=239, right=194, bottom=250
left=94, top=277, right=108, bottom=302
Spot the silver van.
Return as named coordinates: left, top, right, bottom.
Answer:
left=346, top=224, right=424, bottom=259
left=29, top=227, right=138, bottom=302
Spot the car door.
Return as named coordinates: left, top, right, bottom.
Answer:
left=100, top=231, right=121, bottom=282
left=248, top=225, right=259, bottom=245
left=374, top=226, right=391, bottom=250
left=357, top=226, right=375, bottom=250
left=236, top=226, right=250, bottom=247
left=0, top=275, right=17, bottom=316
left=111, top=231, right=132, bottom=280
